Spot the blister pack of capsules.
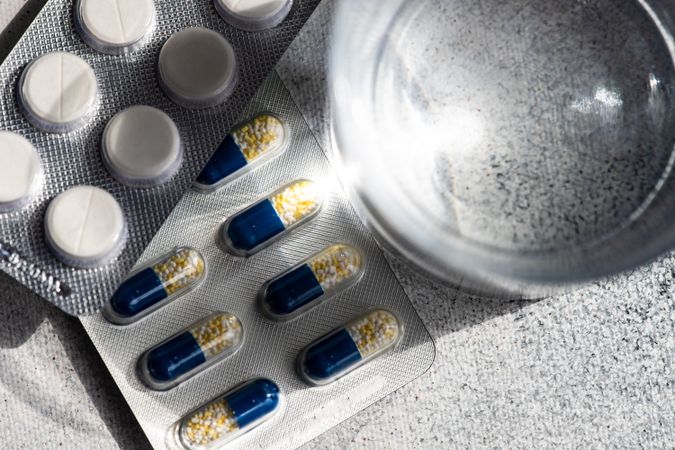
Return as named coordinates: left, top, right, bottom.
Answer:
left=0, top=0, right=321, bottom=315
left=81, top=72, right=436, bottom=450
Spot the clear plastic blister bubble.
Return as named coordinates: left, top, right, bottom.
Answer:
left=172, top=378, right=282, bottom=449
left=0, top=0, right=323, bottom=315
left=74, top=0, right=156, bottom=55
left=17, top=52, right=99, bottom=133
left=297, top=308, right=402, bottom=386
left=0, top=132, right=43, bottom=213
left=138, top=312, right=244, bottom=391
left=194, top=112, right=290, bottom=193
left=219, top=179, right=323, bottom=256
left=259, top=243, right=364, bottom=321
left=101, top=105, right=183, bottom=188
left=81, top=72, right=435, bottom=450
left=44, top=186, right=128, bottom=269
left=158, top=27, right=238, bottom=110
left=104, top=246, right=206, bottom=325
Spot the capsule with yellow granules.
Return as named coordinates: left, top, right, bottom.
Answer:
left=297, top=309, right=402, bottom=385
left=104, top=247, right=205, bottom=324
left=138, top=312, right=243, bottom=390
left=220, top=179, right=323, bottom=256
left=194, top=113, right=289, bottom=193
left=259, top=244, right=364, bottom=320
left=175, top=378, right=281, bottom=449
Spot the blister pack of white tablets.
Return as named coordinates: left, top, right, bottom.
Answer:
left=81, top=72, right=436, bottom=450
left=0, top=0, right=321, bottom=315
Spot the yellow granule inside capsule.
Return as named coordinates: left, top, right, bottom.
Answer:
left=181, top=399, right=238, bottom=447
left=347, top=310, right=400, bottom=358
left=270, top=180, right=322, bottom=228
left=232, top=114, right=284, bottom=162
left=190, top=314, right=243, bottom=358
left=152, top=248, right=204, bottom=295
left=309, top=245, right=362, bottom=292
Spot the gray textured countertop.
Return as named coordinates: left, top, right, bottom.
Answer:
left=1, top=0, right=674, bottom=448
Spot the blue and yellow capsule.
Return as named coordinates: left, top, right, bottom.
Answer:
left=194, top=113, right=289, bottom=193
left=297, top=309, right=402, bottom=386
left=259, top=244, right=364, bottom=321
left=138, top=312, right=243, bottom=390
left=220, top=179, right=323, bottom=256
left=175, top=378, right=281, bottom=449
left=104, top=247, right=206, bottom=324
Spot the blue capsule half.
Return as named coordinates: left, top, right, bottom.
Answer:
left=195, top=134, right=247, bottom=187
left=193, top=113, right=289, bottom=193
left=177, top=378, right=281, bottom=448
left=225, top=199, right=286, bottom=252
left=146, top=330, right=204, bottom=382
left=262, top=264, right=324, bottom=317
left=301, top=328, right=361, bottom=381
left=109, top=267, right=165, bottom=317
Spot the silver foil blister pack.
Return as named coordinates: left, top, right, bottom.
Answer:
left=0, top=0, right=321, bottom=315
left=81, top=72, right=436, bottom=449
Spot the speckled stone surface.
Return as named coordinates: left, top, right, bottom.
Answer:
left=0, top=272, right=150, bottom=449
left=1, top=0, right=674, bottom=448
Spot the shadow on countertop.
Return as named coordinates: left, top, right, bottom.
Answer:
left=0, top=272, right=151, bottom=449
left=384, top=251, right=539, bottom=339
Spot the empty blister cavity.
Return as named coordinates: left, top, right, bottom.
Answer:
left=138, top=312, right=243, bottom=390
left=102, top=105, right=183, bottom=187
left=194, top=113, right=289, bottom=192
left=158, top=27, right=237, bottom=109
left=74, top=0, right=155, bottom=55
left=297, top=309, right=402, bottom=386
left=220, top=179, right=323, bottom=256
left=260, top=244, right=363, bottom=320
left=174, top=378, right=281, bottom=449
left=214, top=0, right=293, bottom=32
left=18, top=52, right=98, bottom=133
left=0, top=132, right=42, bottom=213
left=45, top=186, right=127, bottom=269
left=104, top=247, right=205, bottom=324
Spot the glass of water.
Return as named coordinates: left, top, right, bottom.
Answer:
left=330, top=0, right=675, bottom=297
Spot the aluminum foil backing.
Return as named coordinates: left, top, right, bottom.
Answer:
left=0, top=0, right=321, bottom=315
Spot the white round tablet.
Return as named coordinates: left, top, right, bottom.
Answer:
left=0, top=132, right=42, bottom=213
left=158, top=28, right=237, bottom=109
left=102, top=105, right=182, bottom=187
left=214, top=0, right=292, bottom=31
left=45, top=186, right=127, bottom=268
left=75, top=0, right=155, bottom=55
left=18, top=52, right=98, bottom=133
